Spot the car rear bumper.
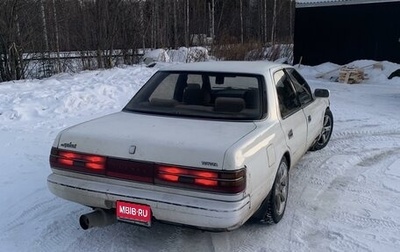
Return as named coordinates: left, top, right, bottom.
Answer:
left=47, top=173, right=251, bottom=231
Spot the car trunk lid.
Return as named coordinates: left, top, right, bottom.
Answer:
left=56, top=111, right=256, bottom=170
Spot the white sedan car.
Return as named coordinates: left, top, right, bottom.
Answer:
left=47, top=61, right=333, bottom=231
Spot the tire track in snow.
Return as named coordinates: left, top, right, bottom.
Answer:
left=221, top=217, right=306, bottom=252
left=3, top=194, right=59, bottom=233
left=300, top=148, right=397, bottom=211
left=286, top=128, right=400, bottom=251
left=330, top=130, right=400, bottom=152
left=329, top=232, right=373, bottom=252
left=31, top=208, right=84, bottom=252
left=62, top=221, right=154, bottom=252
left=332, top=128, right=400, bottom=138
left=0, top=194, right=83, bottom=252
left=332, top=211, right=400, bottom=230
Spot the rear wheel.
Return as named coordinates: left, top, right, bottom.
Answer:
left=310, top=109, right=333, bottom=151
left=258, top=157, right=289, bottom=224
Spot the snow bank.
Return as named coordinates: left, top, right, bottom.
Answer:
left=298, top=60, right=400, bottom=85
left=143, top=49, right=171, bottom=64
left=143, top=47, right=210, bottom=64
left=0, top=65, right=157, bottom=125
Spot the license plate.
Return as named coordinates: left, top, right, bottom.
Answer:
left=116, top=201, right=152, bottom=227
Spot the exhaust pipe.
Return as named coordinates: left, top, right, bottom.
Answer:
left=79, top=208, right=117, bottom=230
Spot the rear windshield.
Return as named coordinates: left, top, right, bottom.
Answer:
left=123, top=71, right=264, bottom=120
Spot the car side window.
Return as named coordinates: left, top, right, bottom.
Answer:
left=285, top=68, right=313, bottom=105
left=273, top=70, right=301, bottom=118
left=149, top=73, right=178, bottom=100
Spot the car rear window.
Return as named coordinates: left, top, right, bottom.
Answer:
left=123, top=71, right=265, bottom=120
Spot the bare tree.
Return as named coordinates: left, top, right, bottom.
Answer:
left=51, top=0, right=61, bottom=72
left=240, top=0, right=243, bottom=44
left=185, top=0, right=189, bottom=47
left=0, top=0, right=40, bottom=81
left=0, top=0, right=295, bottom=82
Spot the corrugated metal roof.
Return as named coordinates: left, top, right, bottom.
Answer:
left=296, top=0, right=400, bottom=8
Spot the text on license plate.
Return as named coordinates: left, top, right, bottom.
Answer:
left=116, top=201, right=151, bottom=225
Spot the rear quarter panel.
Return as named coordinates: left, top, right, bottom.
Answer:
left=223, top=69, right=290, bottom=218
left=224, top=119, right=288, bottom=219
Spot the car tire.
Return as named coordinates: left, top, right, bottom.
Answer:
left=310, top=109, right=333, bottom=151
left=254, top=157, right=289, bottom=224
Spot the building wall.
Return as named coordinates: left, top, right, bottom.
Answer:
left=294, top=2, right=400, bottom=65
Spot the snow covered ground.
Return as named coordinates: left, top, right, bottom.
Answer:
left=1, top=61, right=400, bottom=251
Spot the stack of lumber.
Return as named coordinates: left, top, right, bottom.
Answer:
left=339, top=67, right=364, bottom=84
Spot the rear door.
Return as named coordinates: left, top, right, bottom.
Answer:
left=273, top=70, right=307, bottom=164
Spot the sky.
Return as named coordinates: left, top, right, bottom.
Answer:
left=0, top=59, right=400, bottom=251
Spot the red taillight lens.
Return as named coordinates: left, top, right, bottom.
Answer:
left=50, top=147, right=106, bottom=174
left=58, top=158, right=74, bottom=166
left=59, top=152, right=79, bottom=159
left=58, top=151, right=78, bottom=166
left=159, top=174, right=180, bottom=182
left=195, top=178, right=218, bottom=187
left=156, top=165, right=245, bottom=194
left=157, top=166, right=183, bottom=182
left=85, top=160, right=106, bottom=170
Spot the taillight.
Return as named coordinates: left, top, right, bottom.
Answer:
left=157, top=166, right=219, bottom=186
left=50, top=147, right=106, bottom=174
left=50, top=147, right=246, bottom=194
left=156, top=165, right=246, bottom=194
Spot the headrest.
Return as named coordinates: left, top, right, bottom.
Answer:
left=183, top=83, right=204, bottom=105
left=214, top=97, right=245, bottom=112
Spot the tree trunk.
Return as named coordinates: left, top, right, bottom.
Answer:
left=264, top=0, right=267, bottom=44
left=0, top=34, right=9, bottom=81
left=271, top=0, right=277, bottom=45
left=173, top=0, right=178, bottom=48
left=240, top=0, right=243, bottom=44
left=185, top=0, right=189, bottom=47
left=52, top=0, right=61, bottom=73
left=40, top=0, right=49, bottom=52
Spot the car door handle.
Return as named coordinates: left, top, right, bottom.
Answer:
left=288, top=129, right=293, bottom=139
left=308, top=115, right=312, bottom=122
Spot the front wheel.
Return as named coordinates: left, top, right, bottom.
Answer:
left=310, top=109, right=333, bottom=151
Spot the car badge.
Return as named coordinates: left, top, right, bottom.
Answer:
left=201, top=161, right=218, bottom=167
left=60, top=142, right=77, bottom=149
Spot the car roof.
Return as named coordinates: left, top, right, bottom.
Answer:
left=159, top=61, right=286, bottom=75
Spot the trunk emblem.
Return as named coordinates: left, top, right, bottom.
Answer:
left=60, top=142, right=77, bottom=149
left=129, top=145, right=136, bottom=154
left=201, top=161, right=218, bottom=167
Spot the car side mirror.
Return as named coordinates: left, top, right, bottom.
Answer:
left=314, top=89, right=330, bottom=98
